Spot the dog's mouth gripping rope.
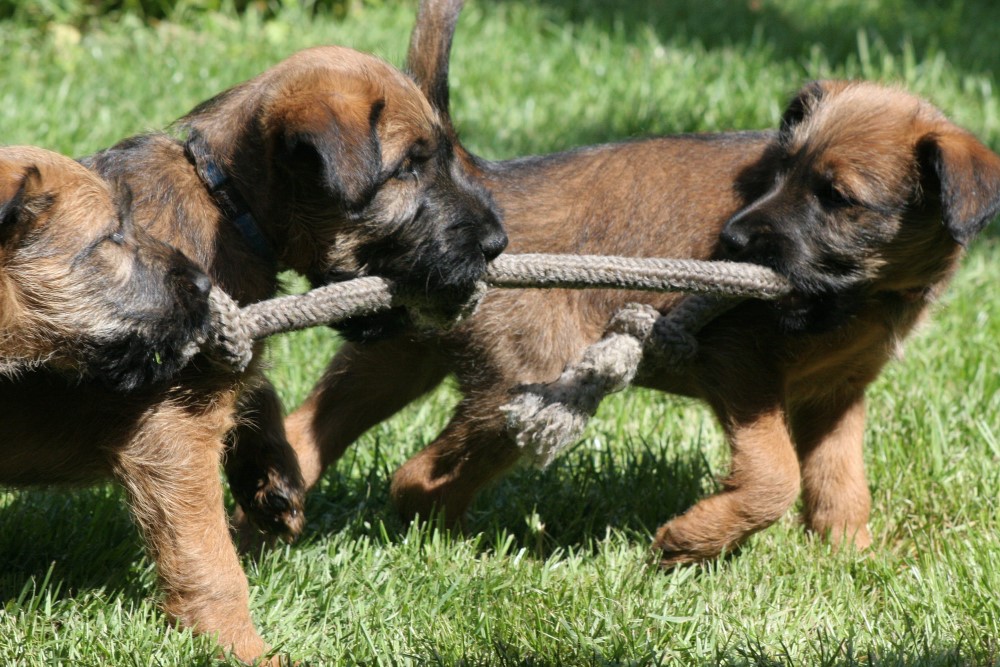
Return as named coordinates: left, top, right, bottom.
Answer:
left=202, top=253, right=792, bottom=465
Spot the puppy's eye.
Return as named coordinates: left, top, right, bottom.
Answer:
left=816, top=181, right=853, bottom=208
left=393, top=144, right=433, bottom=183
left=395, top=157, right=419, bottom=181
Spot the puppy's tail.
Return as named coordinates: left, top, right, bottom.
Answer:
left=406, top=0, right=465, bottom=140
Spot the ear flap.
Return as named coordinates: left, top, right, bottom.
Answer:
left=917, top=129, right=1000, bottom=245
left=779, top=81, right=827, bottom=137
left=281, top=92, right=384, bottom=207
left=0, top=166, right=46, bottom=235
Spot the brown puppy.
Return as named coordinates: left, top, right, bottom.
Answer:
left=281, top=2, right=1000, bottom=568
left=0, top=146, right=210, bottom=386
left=88, top=46, right=505, bottom=543
left=50, top=45, right=500, bottom=664
left=0, top=146, right=221, bottom=642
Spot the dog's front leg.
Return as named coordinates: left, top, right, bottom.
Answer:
left=227, top=372, right=306, bottom=547
left=790, top=394, right=872, bottom=550
left=112, top=398, right=275, bottom=665
left=652, top=403, right=801, bottom=567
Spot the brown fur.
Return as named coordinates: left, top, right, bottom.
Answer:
left=1, top=45, right=504, bottom=665
left=279, top=2, right=1000, bottom=569
left=0, top=146, right=210, bottom=385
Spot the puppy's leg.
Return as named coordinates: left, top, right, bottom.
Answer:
left=389, top=297, right=598, bottom=526
left=390, top=392, right=522, bottom=526
left=791, top=396, right=872, bottom=550
left=652, top=404, right=801, bottom=567
left=112, top=401, right=274, bottom=665
left=227, top=376, right=305, bottom=545
left=285, top=337, right=449, bottom=490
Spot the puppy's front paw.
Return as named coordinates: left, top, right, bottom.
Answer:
left=651, top=524, right=701, bottom=570
left=650, top=521, right=737, bottom=570
left=231, top=467, right=306, bottom=548
left=239, top=469, right=305, bottom=541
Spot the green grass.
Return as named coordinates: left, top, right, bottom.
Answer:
left=2, top=1, right=1000, bottom=664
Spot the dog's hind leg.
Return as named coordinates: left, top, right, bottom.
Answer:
left=791, top=395, right=872, bottom=550
left=390, top=390, right=523, bottom=526
left=652, top=402, right=801, bottom=567
left=112, top=398, right=274, bottom=665
left=284, top=337, right=450, bottom=493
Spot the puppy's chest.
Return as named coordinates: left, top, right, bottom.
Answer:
left=781, top=321, right=905, bottom=398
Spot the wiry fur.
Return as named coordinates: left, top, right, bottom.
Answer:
left=4, top=45, right=505, bottom=666
left=0, top=146, right=210, bottom=389
left=275, top=0, right=1000, bottom=569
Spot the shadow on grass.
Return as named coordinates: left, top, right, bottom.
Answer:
left=467, top=437, right=716, bottom=555
left=515, top=0, right=1000, bottom=76
left=408, top=633, right=1000, bottom=666
left=302, top=425, right=717, bottom=559
left=0, top=486, right=149, bottom=605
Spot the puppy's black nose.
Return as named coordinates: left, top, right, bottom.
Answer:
left=183, top=266, right=213, bottom=297
left=476, top=206, right=508, bottom=261
left=480, top=226, right=508, bottom=261
left=719, top=225, right=750, bottom=256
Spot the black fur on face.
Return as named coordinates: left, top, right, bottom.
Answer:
left=721, top=152, right=911, bottom=333
left=1, top=163, right=213, bottom=391
left=720, top=173, right=893, bottom=332
left=176, top=57, right=508, bottom=344
left=716, top=82, right=963, bottom=334
left=79, top=212, right=212, bottom=392
left=310, top=133, right=507, bottom=341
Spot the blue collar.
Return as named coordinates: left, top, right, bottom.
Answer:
left=184, top=134, right=277, bottom=265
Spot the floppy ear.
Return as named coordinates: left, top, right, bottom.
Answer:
left=779, top=81, right=827, bottom=136
left=917, top=129, right=1000, bottom=245
left=280, top=92, right=384, bottom=207
left=0, top=166, right=47, bottom=237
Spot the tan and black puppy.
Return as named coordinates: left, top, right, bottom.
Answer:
left=16, top=45, right=501, bottom=664
left=86, top=46, right=506, bottom=546
left=0, top=146, right=210, bottom=387
left=281, top=1, right=1000, bottom=569
left=0, top=147, right=230, bottom=647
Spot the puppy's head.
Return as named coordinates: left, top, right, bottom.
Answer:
left=721, top=80, right=1000, bottom=331
left=0, top=146, right=212, bottom=390
left=178, top=46, right=506, bottom=339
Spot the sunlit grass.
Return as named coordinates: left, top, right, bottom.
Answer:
left=1, top=2, right=998, bottom=664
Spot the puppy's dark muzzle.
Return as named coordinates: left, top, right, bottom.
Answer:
left=445, top=158, right=507, bottom=267
left=720, top=214, right=783, bottom=264
left=719, top=225, right=751, bottom=257
left=166, top=251, right=213, bottom=327
left=478, top=217, right=508, bottom=262
left=176, top=263, right=212, bottom=300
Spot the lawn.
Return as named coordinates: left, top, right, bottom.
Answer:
left=1, top=1, right=999, bottom=664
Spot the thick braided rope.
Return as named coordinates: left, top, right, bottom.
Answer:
left=201, top=254, right=789, bottom=381
left=204, top=276, right=397, bottom=370
left=200, top=254, right=789, bottom=464
left=500, top=295, right=740, bottom=467
left=486, top=254, right=791, bottom=298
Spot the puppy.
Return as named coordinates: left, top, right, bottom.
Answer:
left=280, top=1, right=1000, bottom=568
left=0, top=146, right=209, bottom=388
left=19, top=44, right=501, bottom=664
left=0, top=145, right=224, bottom=648
left=87, top=46, right=506, bottom=544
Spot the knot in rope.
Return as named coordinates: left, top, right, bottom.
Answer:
left=192, top=253, right=791, bottom=444
left=191, top=254, right=791, bottom=465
